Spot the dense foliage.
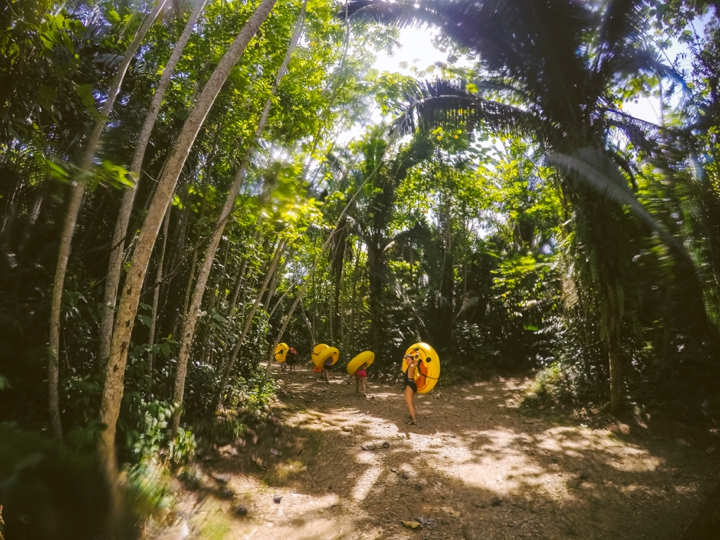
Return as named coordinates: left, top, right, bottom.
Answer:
left=1, top=0, right=719, bottom=533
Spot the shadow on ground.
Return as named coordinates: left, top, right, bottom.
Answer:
left=188, top=366, right=720, bottom=540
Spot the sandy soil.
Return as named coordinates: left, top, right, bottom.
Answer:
left=166, top=365, right=720, bottom=540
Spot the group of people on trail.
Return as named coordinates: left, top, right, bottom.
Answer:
left=282, top=346, right=420, bottom=427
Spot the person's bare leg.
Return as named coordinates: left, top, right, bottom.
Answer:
left=362, top=377, right=367, bottom=396
left=404, top=386, right=416, bottom=423
left=324, top=368, right=330, bottom=384
left=356, top=377, right=360, bottom=393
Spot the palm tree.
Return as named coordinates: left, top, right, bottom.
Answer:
left=328, top=128, right=435, bottom=364
left=347, top=0, right=691, bottom=413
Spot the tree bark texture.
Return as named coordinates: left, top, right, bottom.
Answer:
left=606, top=283, right=623, bottom=415
left=147, top=206, right=171, bottom=390
left=171, top=8, right=305, bottom=432
left=216, top=239, right=285, bottom=405
left=48, top=0, right=167, bottom=440
left=99, top=0, right=208, bottom=363
left=98, top=0, right=278, bottom=483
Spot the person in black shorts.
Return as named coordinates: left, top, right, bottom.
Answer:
left=322, top=355, right=333, bottom=384
left=286, top=346, right=298, bottom=374
left=403, top=354, right=417, bottom=425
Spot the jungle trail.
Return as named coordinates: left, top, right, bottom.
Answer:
left=1, top=0, right=720, bottom=538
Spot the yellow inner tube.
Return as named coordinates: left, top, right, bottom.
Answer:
left=314, top=346, right=339, bottom=368
left=347, top=351, right=374, bottom=375
left=401, top=342, right=440, bottom=394
left=274, top=343, right=289, bottom=363
left=311, top=343, right=328, bottom=366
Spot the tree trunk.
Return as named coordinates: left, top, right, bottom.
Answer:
left=170, top=8, right=305, bottom=432
left=606, top=283, right=623, bottom=415
left=200, top=269, right=220, bottom=364
left=48, top=0, right=166, bottom=440
left=147, top=206, right=171, bottom=390
left=99, top=0, right=208, bottom=363
left=16, top=182, right=47, bottom=257
left=300, top=297, right=315, bottom=348
left=349, top=246, right=360, bottom=350
left=367, top=240, right=385, bottom=364
left=228, top=259, right=248, bottom=313
left=438, top=198, right=454, bottom=347
left=182, top=172, right=212, bottom=318
left=263, top=263, right=281, bottom=311
left=99, top=0, right=278, bottom=486
left=216, top=231, right=233, bottom=299
left=227, top=228, right=260, bottom=315
left=216, top=240, right=285, bottom=406
left=261, top=180, right=371, bottom=382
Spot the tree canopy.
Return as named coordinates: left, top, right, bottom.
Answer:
left=1, top=0, right=719, bottom=533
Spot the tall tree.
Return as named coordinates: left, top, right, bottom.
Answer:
left=98, top=0, right=209, bottom=364
left=171, top=3, right=306, bottom=433
left=348, top=0, right=690, bottom=413
left=98, top=0, right=279, bottom=484
left=48, top=0, right=167, bottom=440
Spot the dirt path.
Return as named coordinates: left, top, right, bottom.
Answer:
left=175, top=366, right=720, bottom=539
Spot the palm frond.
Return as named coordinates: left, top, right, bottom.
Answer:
left=547, top=147, right=689, bottom=258
left=607, top=147, right=638, bottom=189
left=599, top=108, right=661, bottom=153
left=595, top=0, right=647, bottom=61
left=597, top=46, right=691, bottom=101
left=471, top=79, right=530, bottom=101
left=346, top=0, right=591, bottom=127
left=393, top=79, right=547, bottom=139
left=343, top=0, right=447, bottom=29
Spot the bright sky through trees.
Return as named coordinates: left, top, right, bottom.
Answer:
left=372, top=25, right=707, bottom=126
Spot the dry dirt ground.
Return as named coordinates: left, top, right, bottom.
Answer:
left=167, top=365, right=720, bottom=540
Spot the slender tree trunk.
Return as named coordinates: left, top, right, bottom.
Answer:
left=300, top=297, right=315, bottom=347
left=99, top=0, right=278, bottom=487
left=14, top=181, right=50, bottom=295
left=182, top=172, right=212, bottom=318
left=200, top=270, right=220, bottom=364
left=48, top=0, right=166, bottom=440
left=147, top=206, right=171, bottom=390
left=0, top=181, right=19, bottom=242
left=329, top=279, right=334, bottom=344
left=606, top=282, right=623, bottom=415
left=349, top=246, right=360, bottom=349
left=268, top=288, right=290, bottom=319
left=228, top=259, right=248, bottom=312
left=260, top=178, right=371, bottom=382
left=367, top=241, right=385, bottom=364
left=216, top=233, right=232, bottom=298
left=216, top=240, right=285, bottom=405
left=340, top=243, right=347, bottom=352
left=17, top=182, right=47, bottom=256
left=99, top=0, right=208, bottom=362
left=227, top=228, right=260, bottom=314
left=171, top=8, right=305, bottom=432
left=263, top=263, right=281, bottom=311
left=334, top=241, right=346, bottom=347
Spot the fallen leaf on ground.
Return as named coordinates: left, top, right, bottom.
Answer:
left=401, top=520, right=422, bottom=529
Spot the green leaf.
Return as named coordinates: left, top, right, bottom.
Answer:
left=39, top=85, right=56, bottom=105
left=75, top=83, right=95, bottom=108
